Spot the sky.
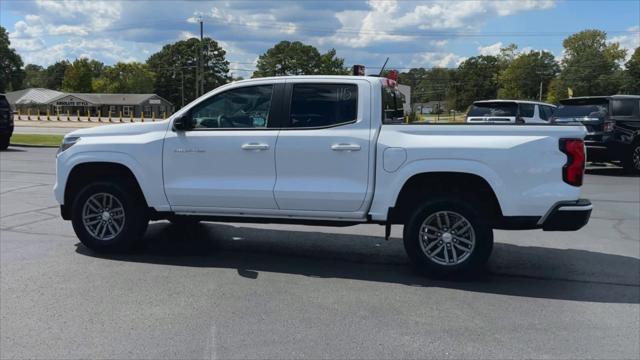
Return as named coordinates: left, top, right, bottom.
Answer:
left=1, top=0, right=639, bottom=77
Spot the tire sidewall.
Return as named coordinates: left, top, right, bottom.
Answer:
left=625, top=142, right=640, bottom=173
left=71, top=181, right=147, bottom=252
left=403, top=197, right=493, bottom=277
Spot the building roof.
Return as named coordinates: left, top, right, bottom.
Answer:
left=6, top=88, right=64, bottom=105
left=55, top=93, right=166, bottom=105
left=5, top=88, right=172, bottom=106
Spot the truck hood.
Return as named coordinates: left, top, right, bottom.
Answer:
left=66, top=120, right=170, bottom=138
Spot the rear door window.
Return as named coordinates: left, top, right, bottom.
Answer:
left=611, top=99, right=636, bottom=117
left=540, top=105, right=553, bottom=120
left=519, top=103, right=535, bottom=118
left=468, top=102, right=517, bottom=117
left=289, top=84, right=357, bottom=128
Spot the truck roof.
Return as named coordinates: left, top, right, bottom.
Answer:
left=231, top=75, right=385, bottom=84
left=473, top=99, right=556, bottom=107
left=560, top=95, right=640, bottom=102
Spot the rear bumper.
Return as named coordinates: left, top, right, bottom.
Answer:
left=539, top=199, right=592, bottom=231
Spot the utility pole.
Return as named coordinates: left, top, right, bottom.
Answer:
left=539, top=80, right=543, bottom=101
left=194, top=48, right=199, bottom=98
left=200, top=18, right=204, bottom=96
left=181, top=70, right=185, bottom=108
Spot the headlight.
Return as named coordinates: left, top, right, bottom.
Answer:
left=58, top=136, right=80, bottom=153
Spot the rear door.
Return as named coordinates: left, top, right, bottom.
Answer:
left=518, top=103, right=537, bottom=123
left=273, top=80, right=372, bottom=214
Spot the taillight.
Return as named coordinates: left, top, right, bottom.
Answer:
left=560, top=139, right=585, bottom=186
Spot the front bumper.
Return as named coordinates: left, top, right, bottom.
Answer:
left=539, top=199, right=592, bottom=231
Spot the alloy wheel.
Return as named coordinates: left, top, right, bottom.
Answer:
left=633, top=145, right=640, bottom=170
left=419, top=211, right=475, bottom=266
left=82, top=192, right=125, bottom=241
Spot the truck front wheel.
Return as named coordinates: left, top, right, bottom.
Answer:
left=403, top=198, right=493, bottom=277
left=71, top=181, right=148, bottom=252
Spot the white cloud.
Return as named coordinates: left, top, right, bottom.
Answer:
left=478, top=42, right=503, bottom=56
left=411, top=52, right=466, bottom=68
left=610, top=26, right=640, bottom=61
left=322, top=0, right=557, bottom=49
left=10, top=37, right=46, bottom=52
left=18, top=38, right=137, bottom=66
left=205, top=6, right=297, bottom=35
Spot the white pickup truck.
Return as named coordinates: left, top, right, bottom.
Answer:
left=54, top=75, right=592, bottom=276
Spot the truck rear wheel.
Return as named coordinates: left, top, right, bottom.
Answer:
left=622, top=142, right=640, bottom=174
left=403, top=198, right=493, bottom=277
left=71, top=181, right=148, bottom=253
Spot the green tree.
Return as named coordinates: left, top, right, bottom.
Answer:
left=147, top=37, right=229, bottom=107
left=553, top=29, right=626, bottom=99
left=62, top=58, right=104, bottom=92
left=545, top=77, right=565, bottom=104
left=92, top=62, right=155, bottom=93
left=23, top=64, right=47, bottom=88
left=253, top=41, right=348, bottom=77
left=498, top=51, right=559, bottom=100
left=398, top=67, right=456, bottom=105
left=450, top=55, right=501, bottom=111
left=622, top=47, right=640, bottom=94
left=0, top=26, right=25, bottom=92
left=44, top=61, right=70, bottom=90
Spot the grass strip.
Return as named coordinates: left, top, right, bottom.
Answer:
left=10, top=134, right=64, bottom=147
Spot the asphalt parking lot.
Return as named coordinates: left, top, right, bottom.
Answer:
left=1, top=147, right=639, bottom=359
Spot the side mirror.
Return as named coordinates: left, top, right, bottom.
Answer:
left=173, top=114, right=192, bottom=131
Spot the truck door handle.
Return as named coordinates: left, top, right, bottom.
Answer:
left=241, top=143, right=270, bottom=151
left=331, top=143, right=361, bottom=151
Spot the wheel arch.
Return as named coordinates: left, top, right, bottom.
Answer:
left=390, top=171, right=503, bottom=225
left=62, top=161, right=148, bottom=219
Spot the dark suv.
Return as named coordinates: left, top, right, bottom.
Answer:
left=552, top=95, right=640, bottom=173
left=0, top=94, right=14, bottom=150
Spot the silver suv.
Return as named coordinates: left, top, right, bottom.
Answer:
left=466, top=100, right=556, bottom=124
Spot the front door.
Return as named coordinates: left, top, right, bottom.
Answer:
left=273, top=81, right=371, bottom=213
left=163, top=83, right=280, bottom=212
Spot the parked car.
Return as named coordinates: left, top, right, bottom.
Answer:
left=466, top=100, right=556, bottom=124
left=552, top=95, right=640, bottom=173
left=0, top=93, right=14, bottom=150
left=54, top=76, right=591, bottom=277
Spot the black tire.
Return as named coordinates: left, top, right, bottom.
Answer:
left=71, top=181, right=148, bottom=253
left=0, top=135, right=9, bottom=150
left=622, top=141, right=640, bottom=174
left=403, top=197, right=493, bottom=278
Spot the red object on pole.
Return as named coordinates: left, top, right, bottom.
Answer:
left=387, top=70, right=398, bottom=82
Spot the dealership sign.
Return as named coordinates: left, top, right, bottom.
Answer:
left=54, top=96, right=92, bottom=106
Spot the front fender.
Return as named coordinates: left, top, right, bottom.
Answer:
left=54, top=150, right=170, bottom=211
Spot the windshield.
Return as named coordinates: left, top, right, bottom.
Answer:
left=553, top=104, right=607, bottom=118
left=468, top=102, right=517, bottom=117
